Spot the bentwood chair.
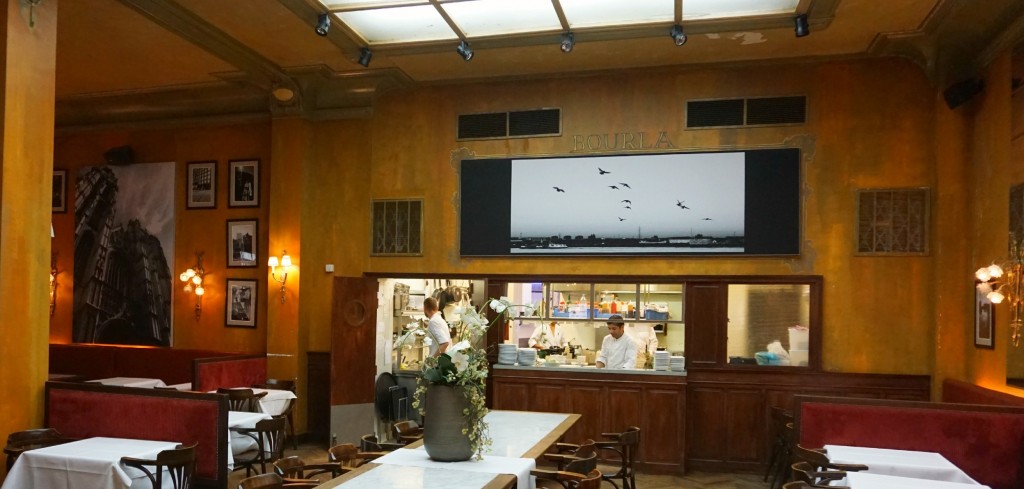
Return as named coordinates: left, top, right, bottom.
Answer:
left=782, top=483, right=814, bottom=489
left=219, top=388, right=269, bottom=413
left=327, top=443, right=387, bottom=469
left=594, top=426, right=640, bottom=489
left=4, top=428, right=75, bottom=471
left=534, top=450, right=598, bottom=489
left=392, top=420, right=423, bottom=444
left=121, top=442, right=198, bottom=489
left=793, top=444, right=869, bottom=472
left=237, top=473, right=320, bottom=489
left=232, top=415, right=287, bottom=476
left=790, top=461, right=849, bottom=488
left=254, top=380, right=297, bottom=449
left=543, top=439, right=596, bottom=472
left=765, top=407, right=795, bottom=487
left=359, top=434, right=404, bottom=452
left=531, top=469, right=603, bottom=489
left=272, top=455, right=345, bottom=483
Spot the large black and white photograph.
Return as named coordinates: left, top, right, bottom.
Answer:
left=72, top=163, right=175, bottom=346
left=226, top=278, right=257, bottom=328
left=510, top=152, right=745, bottom=254
left=186, top=160, right=216, bottom=209
left=228, top=159, right=259, bottom=207
left=52, top=169, right=67, bottom=213
left=227, top=219, right=258, bottom=268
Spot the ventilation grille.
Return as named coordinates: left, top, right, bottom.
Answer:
left=458, top=108, right=561, bottom=140
left=371, top=199, right=422, bottom=256
left=856, top=188, right=929, bottom=255
left=687, top=96, right=806, bottom=128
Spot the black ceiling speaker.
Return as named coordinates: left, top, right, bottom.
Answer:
left=104, top=145, right=135, bottom=166
left=943, top=78, right=984, bottom=110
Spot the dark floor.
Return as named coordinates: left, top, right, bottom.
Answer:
left=228, top=441, right=767, bottom=488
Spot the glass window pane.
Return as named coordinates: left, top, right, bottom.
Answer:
left=727, top=284, right=810, bottom=367
left=548, top=282, right=593, bottom=319
left=638, top=283, right=683, bottom=322
left=441, top=0, right=561, bottom=37
left=339, top=5, right=458, bottom=44
left=559, top=0, right=673, bottom=29
left=594, top=283, right=638, bottom=319
left=321, top=0, right=426, bottom=9
left=683, top=0, right=798, bottom=20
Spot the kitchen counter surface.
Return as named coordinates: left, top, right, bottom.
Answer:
left=493, top=363, right=686, bottom=376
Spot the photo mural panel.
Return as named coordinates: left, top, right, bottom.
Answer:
left=73, top=163, right=175, bottom=346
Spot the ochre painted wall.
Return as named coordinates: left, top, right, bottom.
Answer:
left=52, top=122, right=271, bottom=353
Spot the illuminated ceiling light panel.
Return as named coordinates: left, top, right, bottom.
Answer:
left=682, top=0, right=799, bottom=20
left=338, top=5, right=457, bottom=44
left=559, top=0, right=673, bottom=29
left=441, top=0, right=561, bottom=38
left=321, top=0, right=425, bottom=9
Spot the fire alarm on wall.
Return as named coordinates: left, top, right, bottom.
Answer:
left=325, top=264, right=335, bottom=273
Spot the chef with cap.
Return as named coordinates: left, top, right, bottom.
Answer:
left=596, top=314, right=638, bottom=369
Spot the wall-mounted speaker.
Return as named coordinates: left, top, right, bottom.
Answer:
left=103, top=145, right=135, bottom=166
left=943, top=78, right=984, bottom=110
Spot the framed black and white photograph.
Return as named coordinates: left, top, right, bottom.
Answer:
left=226, top=278, right=257, bottom=328
left=975, top=286, right=995, bottom=349
left=52, top=169, right=67, bottom=213
left=228, top=159, right=259, bottom=207
left=227, top=219, right=258, bottom=268
left=186, top=161, right=217, bottom=209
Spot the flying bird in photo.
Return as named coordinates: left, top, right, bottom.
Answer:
left=618, top=217, right=626, bottom=221
left=623, top=205, right=632, bottom=210
left=608, top=185, right=619, bottom=190
left=553, top=186, right=565, bottom=193
left=701, top=217, right=713, bottom=220
left=618, top=183, right=631, bottom=189
left=676, top=201, right=689, bottom=209
left=621, top=200, right=632, bottom=204
left=598, top=168, right=610, bottom=175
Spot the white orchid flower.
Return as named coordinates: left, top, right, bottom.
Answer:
left=489, top=299, right=507, bottom=313
left=449, top=340, right=471, bottom=352
left=449, top=349, right=470, bottom=372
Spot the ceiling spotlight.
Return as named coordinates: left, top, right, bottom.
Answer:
left=794, top=14, right=809, bottom=37
left=560, top=32, right=575, bottom=53
left=315, top=13, right=330, bottom=37
left=358, top=47, right=373, bottom=67
left=456, top=40, right=474, bottom=61
left=670, top=24, right=687, bottom=46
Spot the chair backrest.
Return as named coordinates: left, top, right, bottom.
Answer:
left=563, top=450, right=598, bottom=475
left=790, top=461, right=818, bottom=484
left=254, top=416, right=287, bottom=463
left=793, top=444, right=830, bottom=470
left=4, top=428, right=72, bottom=471
left=272, top=455, right=304, bottom=478
left=121, top=442, right=197, bottom=489
left=218, top=388, right=267, bottom=412
left=617, top=426, right=640, bottom=467
left=393, top=420, right=421, bottom=436
left=238, top=473, right=284, bottom=489
left=360, top=434, right=402, bottom=452
left=577, top=469, right=602, bottom=489
left=782, top=482, right=813, bottom=489
left=328, top=443, right=361, bottom=467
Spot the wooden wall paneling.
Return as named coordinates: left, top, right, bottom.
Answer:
left=687, top=388, right=727, bottom=462
left=330, top=277, right=379, bottom=406
left=494, top=382, right=531, bottom=412
left=567, top=386, right=605, bottom=442
left=724, top=390, right=764, bottom=465
left=607, top=387, right=643, bottom=433
left=641, top=388, right=685, bottom=466
left=484, top=279, right=508, bottom=409
left=534, top=384, right=571, bottom=413
left=685, top=284, right=724, bottom=367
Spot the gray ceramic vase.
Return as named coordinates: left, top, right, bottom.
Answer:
left=423, top=384, right=473, bottom=461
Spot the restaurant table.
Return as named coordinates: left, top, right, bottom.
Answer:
left=211, top=387, right=296, bottom=415
left=1, top=436, right=179, bottom=489
left=88, top=377, right=168, bottom=389
left=846, top=471, right=989, bottom=488
left=227, top=410, right=271, bottom=469
left=825, top=445, right=979, bottom=484
left=319, top=410, right=581, bottom=489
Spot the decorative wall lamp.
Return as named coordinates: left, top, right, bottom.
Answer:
left=975, top=232, right=1024, bottom=347
left=179, top=252, right=206, bottom=320
left=49, top=252, right=60, bottom=317
left=268, top=251, right=293, bottom=303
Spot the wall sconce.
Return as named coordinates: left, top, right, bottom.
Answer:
left=975, top=232, right=1024, bottom=347
left=179, top=252, right=206, bottom=320
left=268, top=251, right=293, bottom=304
left=49, top=252, right=59, bottom=317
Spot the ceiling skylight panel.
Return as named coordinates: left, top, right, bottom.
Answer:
left=441, top=0, right=561, bottom=37
left=321, top=0, right=426, bottom=10
left=559, top=0, right=673, bottom=29
left=338, top=5, right=458, bottom=44
left=682, top=0, right=799, bottom=20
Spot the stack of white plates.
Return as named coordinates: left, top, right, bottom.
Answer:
left=498, top=344, right=518, bottom=365
left=653, top=351, right=671, bottom=371
left=670, top=356, right=685, bottom=372
left=517, top=348, right=537, bottom=366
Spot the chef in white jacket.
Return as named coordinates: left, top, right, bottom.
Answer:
left=529, top=321, right=566, bottom=350
left=631, top=324, right=659, bottom=367
left=596, top=315, right=637, bottom=369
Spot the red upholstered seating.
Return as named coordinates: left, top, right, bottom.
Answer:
left=194, top=355, right=268, bottom=392
left=49, top=343, right=251, bottom=386
left=796, top=396, right=1024, bottom=489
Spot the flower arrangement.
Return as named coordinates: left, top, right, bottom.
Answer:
left=412, top=297, right=536, bottom=460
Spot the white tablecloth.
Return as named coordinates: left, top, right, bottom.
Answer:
left=1, top=437, right=179, bottom=489
left=251, top=388, right=297, bottom=415
left=377, top=448, right=535, bottom=489
left=227, top=411, right=272, bottom=469
left=847, top=472, right=989, bottom=488
left=826, top=445, right=979, bottom=484
left=482, top=411, right=571, bottom=458
left=333, top=465, right=500, bottom=488
left=88, top=377, right=167, bottom=389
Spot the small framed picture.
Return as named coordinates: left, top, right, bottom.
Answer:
left=229, top=159, right=259, bottom=207
left=52, top=169, right=67, bottom=213
left=226, top=278, right=258, bottom=328
left=186, top=161, right=217, bottom=209
left=227, top=219, right=258, bottom=268
left=975, top=286, right=995, bottom=349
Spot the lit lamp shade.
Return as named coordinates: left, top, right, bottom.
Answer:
left=987, top=264, right=1004, bottom=278
left=977, top=282, right=993, bottom=295
left=268, top=256, right=280, bottom=268
left=975, top=267, right=992, bottom=282
left=195, top=286, right=205, bottom=296
left=281, top=255, right=292, bottom=268
left=179, top=272, right=189, bottom=282
left=988, top=290, right=1005, bottom=304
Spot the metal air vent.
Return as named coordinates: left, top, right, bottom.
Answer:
left=746, top=96, right=806, bottom=125
left=457, top=108, right=561, bottom=140
left=686, top=99, right=744, bottom=128
left=686, top=96, right=807, bottom=128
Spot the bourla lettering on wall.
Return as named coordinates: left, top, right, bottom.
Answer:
left=571, top=131, right=675, bottom=153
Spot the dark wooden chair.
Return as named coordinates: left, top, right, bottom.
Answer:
left=272, top=455, right=345, bottom=483
left=4, top=428, right=75, bottom=471
left=766, top=410, right=795, bottom=489
left=793, top=444, right=869, bottom=472
left=219, top=388, right=268, bottom=413
left=594, top=426, right=639, bottom=489
left=790, top=461, right=849, bottom=488
left=531, top=468, right=602, bottom=489
left=254, top=380, right=297, bottom=450
left=535, top=449, right=598, bottom=489
left=231, top=415, right=287, bottom=477
left=360, top=434, right=404, bottom=452
left=392, top=420, right=423, bottom=443
left=237, top=473, right=320, bottom=489
left=782, top=482, right=814, bottom=489
left=121, top=442, right=197, bottom=489
left=327, top=443, right=386, bottom=468
left=543, top=439, right=595, bottom=472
